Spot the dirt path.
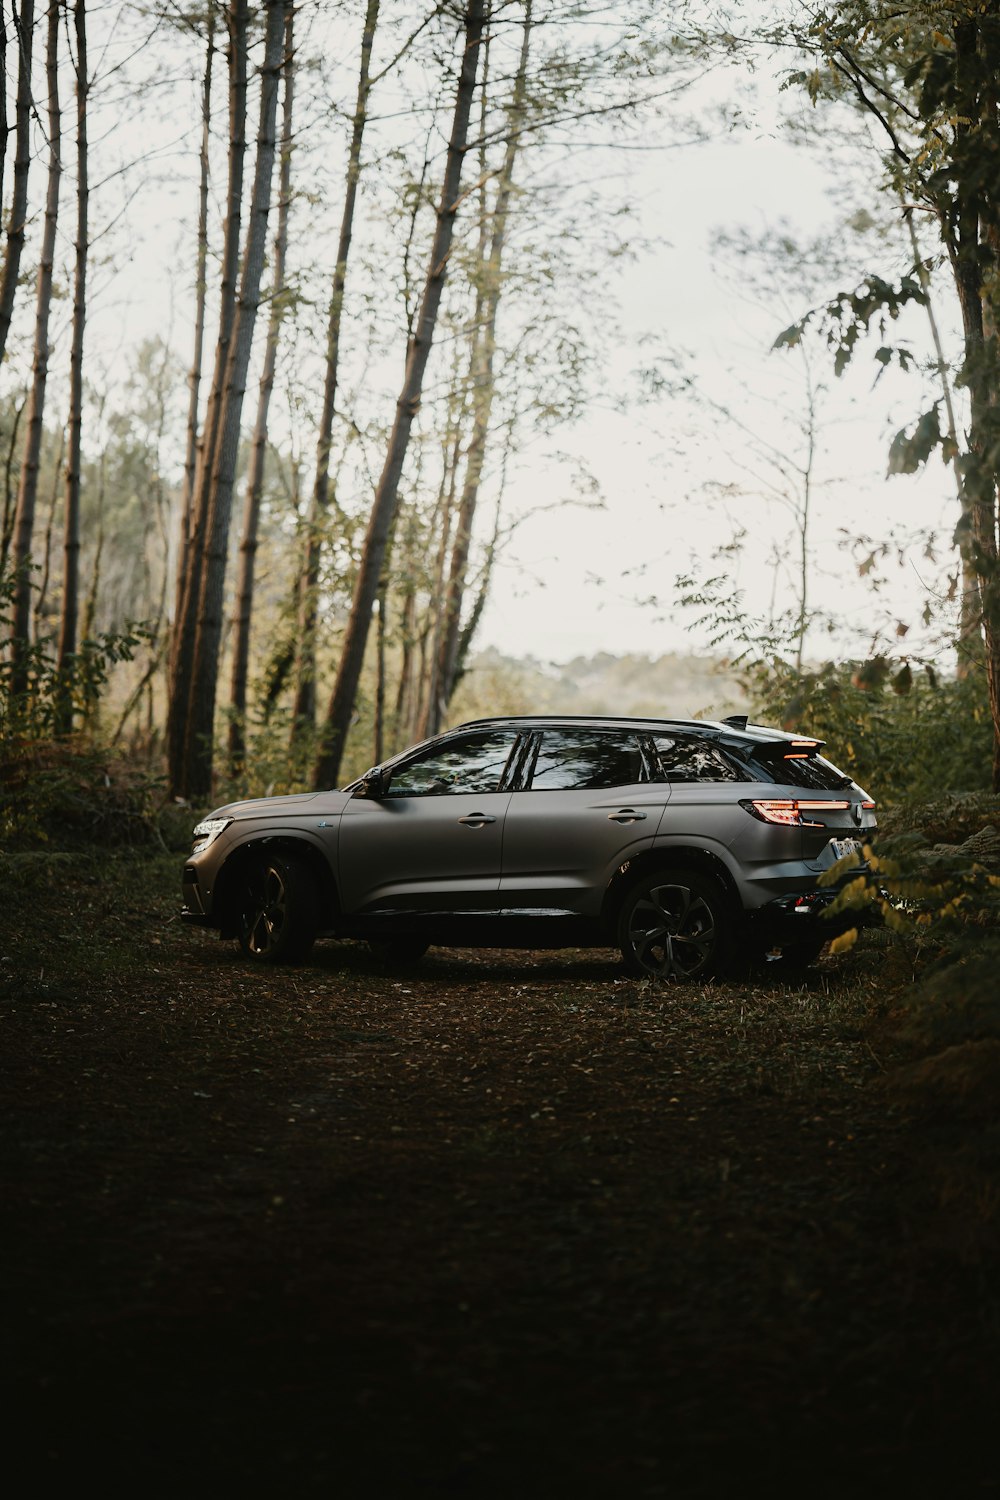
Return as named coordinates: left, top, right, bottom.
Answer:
left=2, top=856, right=996, bottom=1495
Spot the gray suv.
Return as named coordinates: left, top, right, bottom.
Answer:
left=181, top=714, right=876, bottom=979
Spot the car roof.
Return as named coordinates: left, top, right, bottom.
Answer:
left=452, top=714, right=823, bottom=749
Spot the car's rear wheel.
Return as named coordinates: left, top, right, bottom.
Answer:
left=237, top=852, right=318, bottom=964
left=618, top=869, right=727, bottom=980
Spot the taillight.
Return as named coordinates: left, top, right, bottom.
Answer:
left=740, top=798, right=850, bottom=828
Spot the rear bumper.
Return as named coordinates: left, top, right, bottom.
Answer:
left=748, top=886, right=880, bottom=945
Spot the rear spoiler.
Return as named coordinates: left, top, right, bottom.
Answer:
left=717, top=728, right=828, bottom=760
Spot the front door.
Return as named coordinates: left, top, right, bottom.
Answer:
left=337, top=729, right=519, bottom=916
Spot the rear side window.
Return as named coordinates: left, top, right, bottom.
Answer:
left=529, top=730, right=647, bottom=790
left=650, top=735, right=747, bottom=784
left=747, top=746, right=850, bottom=790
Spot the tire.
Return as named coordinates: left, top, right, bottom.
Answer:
left=237, top=852, right=319, bottom=964
left=367, top=937, right=430, bottom=966
left=618, top=868, right=727, bottom=980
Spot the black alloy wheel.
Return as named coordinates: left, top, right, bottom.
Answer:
left=619, top=869, right=726, bottom=980
left=237, top=853, right=318, bottom=964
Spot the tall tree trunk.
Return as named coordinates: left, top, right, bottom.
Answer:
left=428, top=0, right=531, bottom=734
left=9, top=0, right=59, bottom=696
left=55, top=0, right=89, bottom=735
left=291, top=0, right=380, bottom=739
left=313, top=0, right=486, bottom=790
left=173, top=4, right=216, bottom=645
left=951, top=15, right=1000, bottom=788
left=0, top=391, right=26, bottom=573
left=0, top=1, right=8, bottom=210
left=34, top=422, right=64, bottom=626
left=228, top=0, right=294, bottom=777
left=168, top=0, right=248, bottom=795
left=0, top=0, right=33, bottom=366
left=413, top=387, right=467, bottom=740
left=182, top=0, right=289, bottom=797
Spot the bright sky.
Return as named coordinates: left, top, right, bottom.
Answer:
left=477, top=118, right=960, bottom=667
left=18, top=2, right=961, bottom=678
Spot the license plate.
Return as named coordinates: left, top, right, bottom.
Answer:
left=830, top=837, right=862, bottom=861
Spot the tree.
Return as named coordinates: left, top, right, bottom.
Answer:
left=783, top=0, right=1000, bottom=787
left=173, top=3, right=217, bottom=661
left=420, top=0, right=533, bottom=737
left=9, top=0, right=59, bottom=697
left=183, top=0, right=290, bottom=797
left=0, top=0, right=34, bottom=367
left=313, top=0, right=486, bottom=790
left=55, top=0, right=90, bottom=735
left=228, top=0, right=295, bottom=775
left=291, top=0, right=380, bottom=742
left=168, top=0, right=249, bottom=795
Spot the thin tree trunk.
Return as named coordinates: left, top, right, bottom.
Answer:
left=173, top=4, right=216, bottom=642
left=9, top=0, right=59, bottom=696
left=0, top=391, right=26, bottom=573
left=903, top=201, right=979, bottom=672
left=414, top=391, right=466, bottom=739
left=313, top=0, right=486, bottom=790
left=0, top=1, right=8, bottom=211
left=373, top=581, right=386, bottom=763
left=168, top=0, right=248, bottom=795
left=183, top=0, right=289, bottom=797
left=291, top=0, right=379, bottom=736
left=228, top=1, right=294, bottom=776
left=34, top=423, right=64, bottom=627
left=55, top=0, right=89, bottom=735
left=430, top=0, right=531, bottom=731
left=0, top=0, right=33, bottom=366
left=951, top=16, right=1000, bottom=788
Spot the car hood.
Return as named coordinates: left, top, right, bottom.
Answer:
left=211, top=790, right=354, bottom=822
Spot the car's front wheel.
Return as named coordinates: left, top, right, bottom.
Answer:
left=237, top=852, right=318, bottom=964
left=618, top=868, right=727, bottom=980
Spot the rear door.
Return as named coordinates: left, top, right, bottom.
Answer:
left=499, top=728, right=670, bottom=917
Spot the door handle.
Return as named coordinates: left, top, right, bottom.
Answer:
left=608, top=809, right=647, bottom=823
left=458, top=813, right=496, bottom=827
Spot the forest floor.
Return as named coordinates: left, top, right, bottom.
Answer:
left=3, top=849, right=999, bottom=1497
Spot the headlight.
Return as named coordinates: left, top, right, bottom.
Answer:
left=191, top=816, right=232, bottom=853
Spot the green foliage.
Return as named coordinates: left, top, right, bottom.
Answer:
left=1, top=566, right=161, bottom=850
left=0, top=566, right=154, bottom=742
left=745, top=657, right=993, bottom=804
left=821, top=815, right=1000, bottom=1061
left=0, top=735, right=166, bottom=852
left=772, top=272, right=926, bottom=376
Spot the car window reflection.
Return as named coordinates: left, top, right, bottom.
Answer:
left=529, top=731, right=646, bottom=791
left=386, top=732, right=518, bottom=797
left=651, top=736, right=747, bottom=784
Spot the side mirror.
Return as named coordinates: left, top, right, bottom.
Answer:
left=355, top=767, right=388, bottom=800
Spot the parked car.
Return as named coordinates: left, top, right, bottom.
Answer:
left=181, top=714, right=876, bottom=978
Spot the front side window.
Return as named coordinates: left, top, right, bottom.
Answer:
left=385, top=731, right=518, bottom=797
left=528, top=730, right=647, bottom=791
left=651, top=735, right=746, bottom=784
